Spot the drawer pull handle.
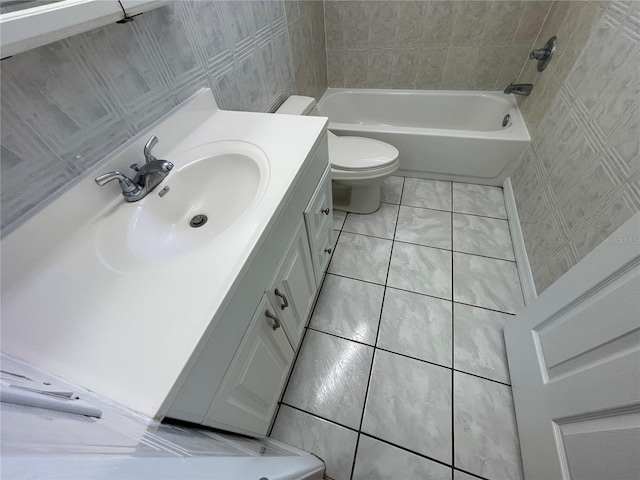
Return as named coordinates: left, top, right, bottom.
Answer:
left=321, top=208, right=330, bottom=215
left=274, top=288, right=289, bottom=310
left=265, top=310, right=281, bottom=330
left=324, top=247, right=332, bottom=254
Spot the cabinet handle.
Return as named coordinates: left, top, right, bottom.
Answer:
left=324, top=247, right=332, bottom=254
left=321, top=207, right=330, bottom=215
left=265, top=310, right=281, bottom=330
left=274, top=288, right=289, bottom=310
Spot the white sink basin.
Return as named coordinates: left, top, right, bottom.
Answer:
left=96, top=140, right=270, bottom=271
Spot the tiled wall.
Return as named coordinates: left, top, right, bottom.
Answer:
left=511, top=1, right=640, bottom=292
left=326, top=0, right=551, bottom=90
left=517, top=1, right=605, bottom=135
left=0, top=0, right=327, bottom=235
left=286, top=0, right=328, bottom=100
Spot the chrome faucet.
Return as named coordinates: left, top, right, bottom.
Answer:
left=503, top=83, right=533, bottom=96
left=95, top=135, right=173, bottom=202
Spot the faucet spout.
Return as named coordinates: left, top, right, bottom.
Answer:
left=132, top=159, right=174, bottom=193
left=504, top=83, right=533, bottom=96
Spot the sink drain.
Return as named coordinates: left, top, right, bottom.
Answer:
left=190, top=214, right=208, bottom=228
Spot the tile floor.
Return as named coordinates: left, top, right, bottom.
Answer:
left=270, top=176, right=526, bottom=480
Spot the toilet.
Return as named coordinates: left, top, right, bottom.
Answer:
left=276, top=96, right=399, bottom=214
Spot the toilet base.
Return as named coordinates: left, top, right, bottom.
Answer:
left=332, top=180, right=381, bottom=214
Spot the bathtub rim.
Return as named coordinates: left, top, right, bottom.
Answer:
left=318, top=87, right=531, bottom=142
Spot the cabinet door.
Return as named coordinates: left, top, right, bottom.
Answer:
left=204, top=295, right=293, bottom=437
left=304, top=165, right=333, bottom=285
left=269, top=219, right=317, bottom=350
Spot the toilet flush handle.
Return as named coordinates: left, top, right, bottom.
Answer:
left=321, top=207, right=330, bottom=215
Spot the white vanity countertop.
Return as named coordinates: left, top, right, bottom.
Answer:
left=1, top=89, right=328, bottom=417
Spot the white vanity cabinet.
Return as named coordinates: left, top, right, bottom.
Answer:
left=304, top=166, right=334, bottom=285
left=267, top=220, right=316, bottom=350
left=165, top=134, right=330, bottom=437
left=204, top=294, right=293, bottom=436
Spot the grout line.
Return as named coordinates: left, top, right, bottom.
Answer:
left=306, top=326, right=374, bottom=348
left=283, top=177, right=518, bottom=477
left=399, top=201, right=508, bottom=222
left=335, top=230, right=517, bottom=264
left=282, top=403, right=470, bottom=474
left=349, top=176, right=404, bottom=480
left=280, top=403, right=360, bottom=433
left=325, top=271, right=386, bottom=287
left=450, top=179, right=455, bottom=473
left=453, top=468, right=492, bottom=480
left=302, top=328, right=512, bottom=388
left=275, top=234, right=341, bottom=433
left=375, top=347, right=451, bottom=371
left=326, top=271, right=517, bottom=316
left=337, top=229, right=395, bottom=243
left=277, top=326, right=309, bottom=406
left=360, top=432, right=455, bottom=470
left=453, top=369, right=512, bottom=388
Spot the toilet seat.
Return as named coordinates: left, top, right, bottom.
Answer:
left=328, top=132, right=399, bottom=172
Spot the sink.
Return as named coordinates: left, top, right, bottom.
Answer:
left=96, top=140, right=270, bottom=271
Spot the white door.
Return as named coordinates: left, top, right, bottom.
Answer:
left=204, top=294, right=294, bottom=437
left=269, top=219, right=317, bottom=350
left=504, top=213, right=640, bottom=480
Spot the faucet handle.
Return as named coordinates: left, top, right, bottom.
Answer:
left=95, top=171, right=140, bottom=194
left=143, top=135, right=159, bottom=163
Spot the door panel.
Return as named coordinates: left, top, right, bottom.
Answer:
left=270, top=219, right=316, bottom=349
left=304, top=166, right=333, bottom=284
left=560, top=413, right=640, bottom=480
left=504, top=213, right=640, bottom=479
left=205, top=295, right=294, bottom=437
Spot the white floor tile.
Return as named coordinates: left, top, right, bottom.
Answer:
left=353, top=435, right=452, bottom=480
left=454, top=469, right=480, bottom=480
left=381, top=176, right=404, bottom=204
left=378, top=288, right=452, bottom=367
left=362, top=350, right=452, bottom=464
left=454, top=372, right=524, bottom=480
left=454, top=303, right=512, bottom=384
left=271, top=405, right=358, bottom=480
left=388, top=242, right=452, bottom=299
left=333, top=210, right=347, bottom=230
left=452, top=183, right=507, bottom=219
left=453, top=252, right=524, bottom=314
left=309, top=274, right=384, bottom=345
left=343, top=203, right=399, bottom=239
left=396, top=206, right=452, bottom=250
left=283, top=330, right=373, bottom=429
left=453, top=213, right=514, bottom=261
left=402, top=178, right=452, bottom=211
left=328, top=232, right=393, bottom=284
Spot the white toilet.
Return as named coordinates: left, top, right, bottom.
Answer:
left=276, top=96, right=399, bottom=214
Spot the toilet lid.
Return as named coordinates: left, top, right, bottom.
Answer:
left=328, top=135, right=399, bottom=171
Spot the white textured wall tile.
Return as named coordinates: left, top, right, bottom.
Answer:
left=1, top=0, right=304, bottom=235
left=512, top=4, right=640, bottom=293
left=326, top=0, right=542, bottom=90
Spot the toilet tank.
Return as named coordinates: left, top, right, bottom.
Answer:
left=275, top=96, right=319, bottom=116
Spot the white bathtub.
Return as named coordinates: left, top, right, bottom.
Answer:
left=317, top=88, right=530, bottom=186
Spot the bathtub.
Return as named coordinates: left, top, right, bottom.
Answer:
left=317, top=88, right=530, bottom=186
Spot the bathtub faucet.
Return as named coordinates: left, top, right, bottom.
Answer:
left=504, top=83, right=533, bottom=96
